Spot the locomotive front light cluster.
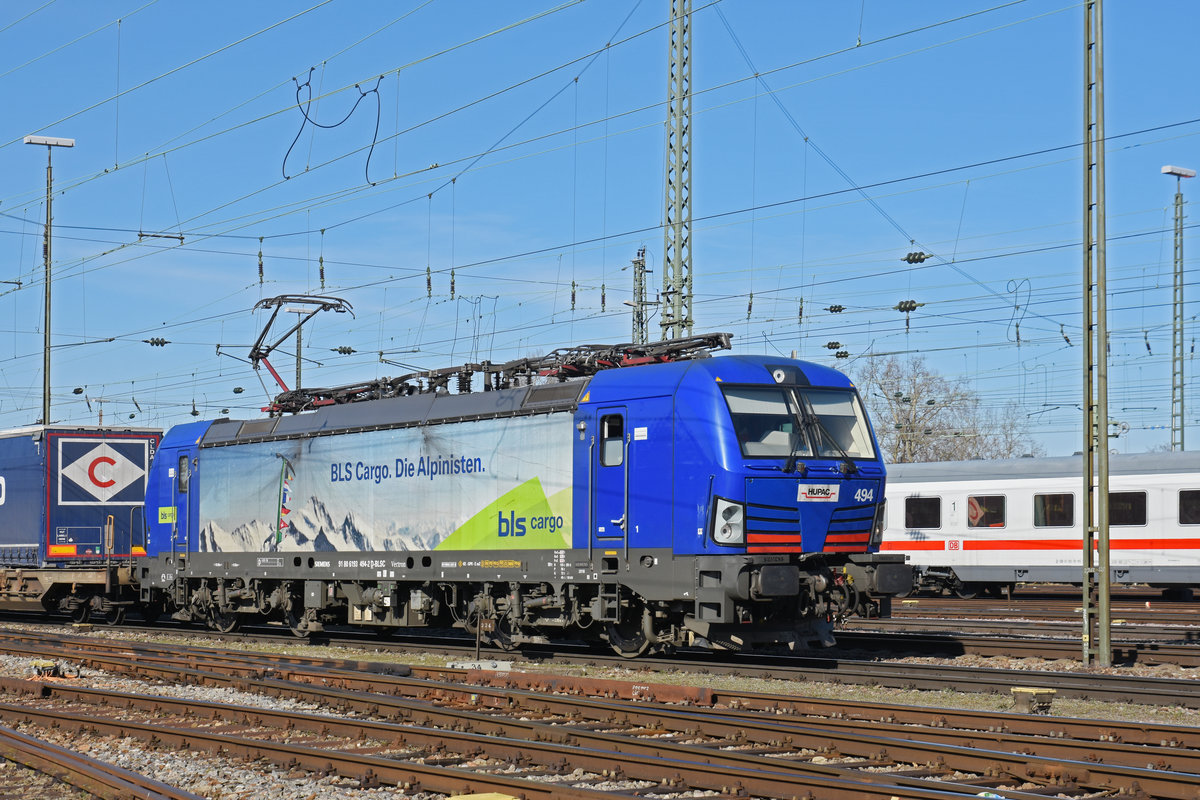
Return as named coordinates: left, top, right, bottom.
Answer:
left=712, top=497, right=745, bottom=545
left=870, top=499, right=887, bottom=549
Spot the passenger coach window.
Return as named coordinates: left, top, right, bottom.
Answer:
left=1109, top=491, right=1146, bottom=526
left=967, top=495, right=1005, bottom=528
left=1033, top=493, right=1073, bottom=527
left=600, top=415, right=624, bottom=466
left=1181, top=490, right=1200, bottom=525
left=177, top=455, right=190, bottom=494
left=904, top=496, right=941, bottom=529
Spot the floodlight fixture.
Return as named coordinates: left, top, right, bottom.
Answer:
left=1162, top=165, right=1196, bottom=179
left=24, top=135, right=75, bottom=148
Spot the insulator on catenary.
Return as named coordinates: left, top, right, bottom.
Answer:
left=258, top=237, right=264, bottom=284
left=825, top=304, right=844, bottom=313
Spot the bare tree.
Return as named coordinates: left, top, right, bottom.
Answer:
left=852, top=355, right=1043, bottom=463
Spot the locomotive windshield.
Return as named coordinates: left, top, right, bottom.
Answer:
left=723, top=385, right=876, bottom=460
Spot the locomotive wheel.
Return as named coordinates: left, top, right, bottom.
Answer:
left=209, top=609, right=240, bottom=633
left=286, top=606, right=315, bottom=638
left=606, top=601, right=653, bottom=659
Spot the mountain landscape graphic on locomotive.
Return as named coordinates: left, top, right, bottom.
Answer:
left=140, top=334, right=909, bottom=655
left=880, top=451, right=1200, bottom=598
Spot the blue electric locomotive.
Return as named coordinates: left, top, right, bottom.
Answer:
left=139, top=335, right=908, bottom=654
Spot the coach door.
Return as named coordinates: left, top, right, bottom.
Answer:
left=592, top=407, right=629, bottom=549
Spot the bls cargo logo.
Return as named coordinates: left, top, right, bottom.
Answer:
left=58, top=439, right=149, bottom=505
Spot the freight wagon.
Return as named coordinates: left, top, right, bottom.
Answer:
left=0, top=425, right=160, bottom=622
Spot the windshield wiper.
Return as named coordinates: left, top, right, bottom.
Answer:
left=796, top=393, right=858, bottom=475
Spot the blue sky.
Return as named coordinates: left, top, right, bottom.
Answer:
left=0, top=0, right=1196, bottom=456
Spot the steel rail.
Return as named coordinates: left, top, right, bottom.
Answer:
left=0, top=685, right=1029, bottom=800
left=1, top=642, right=1197, bottom=799
left=0, top=723, right=203, bottom=800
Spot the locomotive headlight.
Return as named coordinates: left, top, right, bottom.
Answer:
left=870, top=499, right=887, bottom=548
left=712, top=497, right=745, bottom=545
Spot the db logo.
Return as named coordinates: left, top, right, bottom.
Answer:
left=947, top=540, right=961, bottom=551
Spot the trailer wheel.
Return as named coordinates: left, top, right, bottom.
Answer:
left=952, top=583, right=979, bottom=600
left=103, top=607, right=126, bottom=626
left=69, top=603, right=91, bottom=624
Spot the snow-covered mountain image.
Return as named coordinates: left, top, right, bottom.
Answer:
left=196, top=413, right=573, bottom=554
left=200, top=494, right=450, bottom=553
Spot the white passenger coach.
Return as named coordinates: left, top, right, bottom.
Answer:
left=880, top=452, right=1200, bottom=598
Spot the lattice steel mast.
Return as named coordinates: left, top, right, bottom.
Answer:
left=1164, top=165, right=1195, bottom=451
left=1081, top=0, right=1111, bottom=668
left=660, top=0, right=692, bottom=339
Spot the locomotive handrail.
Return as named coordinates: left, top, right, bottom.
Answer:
left=587, top=435, right=595, bottom=561
left=623, top=430, right=631, bottom=566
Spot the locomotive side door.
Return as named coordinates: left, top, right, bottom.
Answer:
left=591, top=407, right=629, bottom=548
left=170, top=450, right=193, bottom=555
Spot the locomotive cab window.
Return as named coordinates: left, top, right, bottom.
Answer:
left=1181, top=490, right=1200, bottom=525
left=177, top=455, right=190, bottom=494
left=722, top=387, right=808, bottom=458
left=967, top=495, right=1005, bottom=528
left=600, top=415, right=624, bottom=466
left=797, top=388, right=877, bottom=459
left=1109, top=491, right=1146, bottom=526
left=904, top=496, right=941, bottom=529
left=1033, top=493, right=1073, bottom=527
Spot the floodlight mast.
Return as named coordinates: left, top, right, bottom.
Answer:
left=24, top=135, right=75, bottom=427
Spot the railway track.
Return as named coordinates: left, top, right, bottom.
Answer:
left=836, top=628, right=1200, bottom=665
left=0, top=722, right=202, bottom=800
left=890, top=593, right=1200, bottom=627
left=1, top=629, right=1199, bottom=799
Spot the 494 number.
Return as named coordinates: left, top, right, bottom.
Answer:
left=853, top=488, right=875, bottom=503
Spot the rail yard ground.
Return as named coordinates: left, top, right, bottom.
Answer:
left=1, top=614, right=1200, bottom=799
